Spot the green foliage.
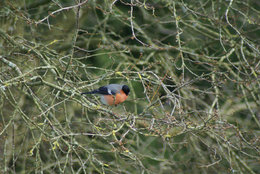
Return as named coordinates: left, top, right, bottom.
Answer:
left=0, top=0, right=259, bottom=173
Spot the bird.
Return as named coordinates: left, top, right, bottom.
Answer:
left=81, top=84, right=130, bottom=106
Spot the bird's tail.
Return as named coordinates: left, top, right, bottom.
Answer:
left=81, top=90, right=99, bottom=95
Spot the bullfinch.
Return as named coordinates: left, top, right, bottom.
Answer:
left=81, top=84, right=130, bottom=106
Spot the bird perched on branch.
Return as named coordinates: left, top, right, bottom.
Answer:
left=81, top=84, right=130, bottom=106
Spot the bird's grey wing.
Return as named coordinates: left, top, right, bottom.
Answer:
left=105, top=84, right=123, bottom=95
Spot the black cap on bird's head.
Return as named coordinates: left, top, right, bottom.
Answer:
left=122, top=85, right=130, bottom=96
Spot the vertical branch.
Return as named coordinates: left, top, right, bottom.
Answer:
left=63, top=0, right=81, bottom=79
left=172, top=2, right=185, bottom=82
left=12, top=116, right=15, bottom=174
left=130, top=0, right=148, bottom=46
left=225, top=0, right=259, bottom=54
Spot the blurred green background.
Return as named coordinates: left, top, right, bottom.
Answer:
left=0, top=0, right=259, bottom=173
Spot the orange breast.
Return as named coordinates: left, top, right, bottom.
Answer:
left=104, top=90, right=128, bottom=105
